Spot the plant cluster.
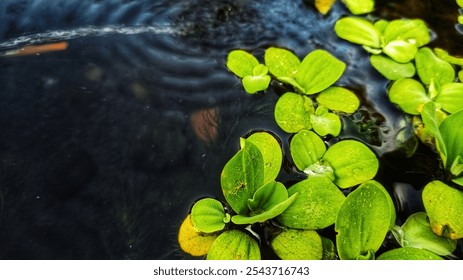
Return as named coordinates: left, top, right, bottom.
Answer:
left=177, top=0, right=463, bottom=260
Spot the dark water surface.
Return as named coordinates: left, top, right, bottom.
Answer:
left=0, top=0, right=462, bottom=259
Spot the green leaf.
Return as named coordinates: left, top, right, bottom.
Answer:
left=316, top=86, right=360, bottom=113
left=415, top=47, right=455, bottom=87
left=290, top=130, right=326, bottom=171
left=278, top=176, right=346, bottom=229
left=232, top=192, right=298, bottom=225
left=242, top=74, right=271, bottom=94
left=377, top=247, right=443, bottom=260
left=295, top=49, right=346, bottom=95
left=422, top=180, right=463, bottom=239
left=370, top=54, right=416, bottom=80
left=438, top=109, right=463, bottom=170
left=420, top=102, right=446, bottom=153
left=191, top=198, right=229, bottom=233
left=226, top=50, right=259, bottom=78
left=220, top=139, right=264, bottom=215
left=271, top=229, right=323, bottom=260
left=334, top=17, right=382, bottom=48
left=310, top=107, right=342, bottom=137
left=246, top=131, right=283, bottom=183
left=303, top=160, right=335, bottom=180
left=335, top=180, right=396, bottom=260
left=274, top=92, right=314, bottom=133
left=323, top=140, right=379, bottom=188
left=253, top=64, right=268, bottom=76
left=450, top=155, right=463, bottom=177
left=206, top=230, right=261, bottom=260
left=382, top=19, right=431, bottom=47
left=342, top=0, right=375, bottom=15
left=388, top=78, right=430, bottom=115
left=393, top=212, right=457, bottom=256
left=264, top=47, right=300, bottom=80
left=458, top=0, right=463, bottom=8
left=434, top=47, right=463, bottom=66
left=374, top=19, right=389, bottom=34
left=247, top=181, right=288, bottom=213
left=382, top=40, right=418, bottom=63
left=435, top=83, right=463, bottom=114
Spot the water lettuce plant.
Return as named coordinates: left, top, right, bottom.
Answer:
left=335, top=17, right=430, bottom=64
left=388, top=48, right=463, bottom=116
left=290, top=130, right=379, bottom=188
left=178, top=0, right=463, bottom=260
left=265, top=48, right=359, bottom=136
left=227, top=47, right=360, bottom=137
left=226, top=50, right=271, bottom=94
left=391, top=212, right=457, bottom=256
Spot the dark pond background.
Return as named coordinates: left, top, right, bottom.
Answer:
left=0, top=0, right=462, bottom=259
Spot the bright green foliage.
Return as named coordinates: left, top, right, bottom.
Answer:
left=246, top=131, right=283, bottom=183
left=419, top=102, right=446, bottom=149
left=370, top=54, right=416, bottom=80
left=335, top=180, right=396, bottom=260
left=323, top=140, right=379, bottom=188
left=458, top=0, right=463, bottom=8
left=388, top=48, right=463, bottom=116
left=296, top=50, right=346, bottom=94
left=335, top=17, right=382, bottom=48
left=310, top=106, right=342, bottom=136
left=416, top=48, right=455, bottom=87
left=342, top=0, right=375, bottom=15
left=275, top=91, right=347, bottom=137
left=271, top=229, right=323, bottom=260
left=226, top=50, right=270, bottom=94
left=388, top=78, right=430, bottom=115
left=264, top=47, right=301, bottom=87
left=274, top=92, right=314, bottom=133
left=391, top=212, right=457, bottom=256
left=231, top=181, right=298, bottom=225
left=290, top=130, right=326, bottom=171
left=180, top=3, right=463, bottom=259
left=316, top=86, right=360, bottom=113
left=377, top=247, right=443, bottom=260
left=265, top=48, right=346, bottom=95
left=206, top=230, right=261, bottom=260
left=422, top=180, right=463, bottom=239
left=227, top=50, right=259, bottom=78
left=191, top=198, right=230, bottom=233
left=220, top=139, right=264, bottom=215
left=247, top=181, right=288, bottom=213
left=335, top=17, right=430, bottom=63
left=438, top=109, right=463, bottom=184
left=434, top=48, right=463, bottom=66
left=290, top=130, right=379, bottom=188
left=278, top=176, right=346, bottom=229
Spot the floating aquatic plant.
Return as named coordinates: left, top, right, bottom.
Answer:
left=226, top=50, right=271, bottom=94
left=335, top=17, right=430, bottom=63
left=178, top=0, right=463, bottom=260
